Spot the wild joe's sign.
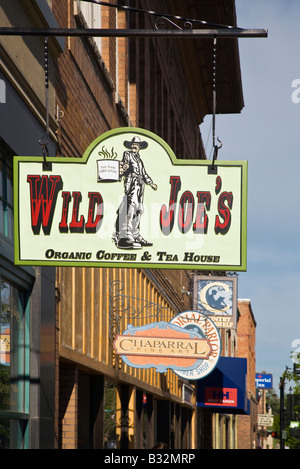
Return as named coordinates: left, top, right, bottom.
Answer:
left=14, top=128, right=247, bottom=270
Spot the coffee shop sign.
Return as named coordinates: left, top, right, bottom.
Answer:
left=14, top=127, right=247, bottom=271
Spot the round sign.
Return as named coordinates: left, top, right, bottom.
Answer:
left=169, top=311, right=221, bottom=380
left=199, top=281, right=231, bottom=315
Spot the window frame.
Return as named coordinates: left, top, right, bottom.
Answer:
left=0, top=276, right=30, bottom=449
left=0, top=150, right=14, bottom=241
left=0, top=142, right=31, bottom=448
left=77, top=0, right=102, bottom=52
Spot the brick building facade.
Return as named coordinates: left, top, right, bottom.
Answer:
left=52, top=0, right=244, bottom=449
left=237, top=299, right=258, bottom=449
left=0, top=0, right=256, bottom=449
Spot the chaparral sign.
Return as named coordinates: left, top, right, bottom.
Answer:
left=113, top=321, right=212, bottom=375
left=14, top=127, right=247, bottom=270
left=114, top=311, right=221, bottom=379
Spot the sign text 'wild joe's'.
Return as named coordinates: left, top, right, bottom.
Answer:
left=14, top=128, right=247, bottom=270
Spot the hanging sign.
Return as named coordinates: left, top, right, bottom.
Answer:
left=113, top=321, right=212, bottom=375
left=13, top=127, right=247, bottom=270
left=255, top=373, right=273, bottom=389
left=193, top=275, right=237, bottom=329
left=257, top=414, right=274, bottom=427
left=113, top=311, right=221, bottom=380
left=169, top=311, right=221, bottom=379
left=197, top=357, right=249, bottom=414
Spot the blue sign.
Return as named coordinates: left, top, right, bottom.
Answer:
left=197, top=357, right=249, bottom=414
left=255, top=373, right=273, bottom=389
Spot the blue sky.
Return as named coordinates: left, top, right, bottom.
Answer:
left=200, top=0, right=300, bottom=391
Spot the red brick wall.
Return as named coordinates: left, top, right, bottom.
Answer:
left=52, top=0, right=205, bottom=161
left=52, top=0, right=124, bottom=159
left=237, top=300, right=256, bottom=395
left=237, top=300, right=258, bottom=449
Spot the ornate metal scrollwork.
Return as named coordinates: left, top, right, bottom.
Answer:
left=109, top=280, right=172, bottom=339
left=155, top=16, right=193, bottom=31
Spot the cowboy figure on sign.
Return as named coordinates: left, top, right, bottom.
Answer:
left=113, top=136, right=157, bottom=249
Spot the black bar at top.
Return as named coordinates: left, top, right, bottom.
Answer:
left=0, top=27, right=268, bottom=38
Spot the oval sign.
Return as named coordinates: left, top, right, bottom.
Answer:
left=113, top=321, right=212, bottom=374
left=170, top=311, right=221, bottom=380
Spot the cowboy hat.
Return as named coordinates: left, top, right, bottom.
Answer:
left=124, top=136, right=148, bottom=150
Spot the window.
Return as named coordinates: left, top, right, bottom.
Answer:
left=0, top=279, right=29, bottom=449
left=0, top=150, right=13, bottom=241
left=77, top=0, right=102, bottom=52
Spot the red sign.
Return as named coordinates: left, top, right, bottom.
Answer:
left=204, top=387, right=238, bottom=407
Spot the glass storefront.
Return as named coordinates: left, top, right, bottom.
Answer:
left=0, top=279, right=30, bottom=448
left=0, top=148, right=30, bottom=448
